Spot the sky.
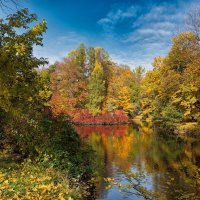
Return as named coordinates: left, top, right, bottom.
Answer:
left=17, top=0, right=200, bottom=69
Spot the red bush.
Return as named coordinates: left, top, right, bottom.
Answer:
left=71, top=109, right=129, bottom=125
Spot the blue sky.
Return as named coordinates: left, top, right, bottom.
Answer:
left=22, top=0, right=199, bottom=69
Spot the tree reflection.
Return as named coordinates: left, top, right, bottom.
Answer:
left=75, top=124, right=200, bottom=199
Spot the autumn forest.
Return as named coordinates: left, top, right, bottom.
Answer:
left=48, top=32, right=200, bottom=130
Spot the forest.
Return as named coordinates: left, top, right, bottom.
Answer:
left=48, top=33, right=200, bottom=132
left=0, top=1, right=200, bottom=200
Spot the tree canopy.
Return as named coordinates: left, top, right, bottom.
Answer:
left=0, top=9, right=49, bottom=115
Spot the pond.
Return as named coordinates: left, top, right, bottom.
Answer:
left=75, top=124, right=200, bottom=200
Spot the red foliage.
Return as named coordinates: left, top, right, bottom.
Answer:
left=71, top=109, right=129, bottom=125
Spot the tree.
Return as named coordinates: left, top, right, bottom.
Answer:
left=117, top=86, right=133, bottom=112
left=167, top=32, right=200, bottom=72
left=49, top=57, right=88, bottom=115
left=49, top=44, right=135, bottom=118
left=49, top=45, right=111, bottom=116
left=0, top=9, right=48, bottom=115
left=87, top=48, right=105, bottom=115
left=106, top=65, right=134, bottom=114
left=141, top=31, right=200, bottom=125
left=131, top=66, right=145, bottom=114
left=186, top=6, right=200, bottom=39
left=87, top=47, right=95, bottom=76
left=133, top=66, right=145, bottom=85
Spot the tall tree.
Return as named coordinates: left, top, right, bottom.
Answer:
left=106, top=65, right=134, bottom=113
left=131, top=66, right=145, bottom=114
left=167, top=32, right=200, bottom=72
left=49, top=57, right=88, bottom=115
left=87, top=48, right=105, bottom=115
left=87, top=47, right=95, bottom=76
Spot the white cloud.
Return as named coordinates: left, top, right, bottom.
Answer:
left=97, top=2, right=190, bottom=69
left=98, top=5, right=140, bottom=32
left=35, top=0, right=199, bottom=69
left=138, top=28, right=171, bottom=36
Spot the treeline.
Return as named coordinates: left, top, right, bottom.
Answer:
left=48, top=33, right=200, bottom=129
left=49, top=32, right=200, bottom=129
left=49, top=44, right=144, bottom=124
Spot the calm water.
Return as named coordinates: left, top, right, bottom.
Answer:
left=75, top=124, right=200, bottom=200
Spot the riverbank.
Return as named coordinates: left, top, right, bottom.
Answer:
left=132, top=116, right=200, bottom=138
left=154, top=122, right=200, bottom=138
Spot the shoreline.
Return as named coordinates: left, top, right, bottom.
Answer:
left=72, top=116, right=142, bottom=126
left=73, top=121, right=132, bottom=126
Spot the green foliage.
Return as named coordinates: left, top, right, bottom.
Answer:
left=87, top=47, right=96, bottom=76
left=153, top=103, right=183, bottom=129
left=0, top=111, right=96, bottom=199
left=87, top=56, right=105, bottom=115
left=131, top=66, right=145, bottom=114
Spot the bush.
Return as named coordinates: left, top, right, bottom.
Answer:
left=71, top=109, right=129, bottom=125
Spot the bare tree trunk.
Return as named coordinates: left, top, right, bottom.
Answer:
left=186, top=5, right=200, bottom=40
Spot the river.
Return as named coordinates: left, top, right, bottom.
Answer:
left=75, top=124, right=200, bottom=200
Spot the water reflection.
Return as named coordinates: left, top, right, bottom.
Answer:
left=75, top=124, right=200, bottom=200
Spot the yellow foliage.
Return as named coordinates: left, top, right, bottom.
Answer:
left=0, top=162, right=84, bottom=200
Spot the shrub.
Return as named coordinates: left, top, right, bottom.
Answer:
left=72, top=109, right=129, bottom=125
